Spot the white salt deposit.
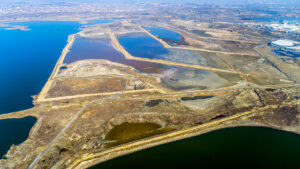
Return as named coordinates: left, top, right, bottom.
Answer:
left=272, top=39, right=300, bottom=51
left=272, top=39, right=295, bottom=47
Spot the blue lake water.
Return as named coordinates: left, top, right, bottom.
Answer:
left=118, top=32, right=169, bottom=59
left=90, top=127, right=300, bottom=169
left=242, top=18, right=300, bottom=22
left=64, top=37, right=168, bottom=73
left=0, top=116, right=37, bottom=158
left=268, top=43, right=300, bottom=58
left=0, top=20, right=117, bottom=115
left=64, top=36, right=227, bottom=91
left=0, top=21, right=81, bottom=114
left=273, top=49, right=300, bottom=58
left=118, top=33, right=207, bottom=66
left=145, top=27, right=183, bottom=45
left=84, top=20, right=116, bottom=25
left=0, top=20, right=115, bottom=159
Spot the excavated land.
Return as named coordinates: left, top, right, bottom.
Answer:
left=0, top=20, right=300, bottom=169
left=46, top=60, right=161, bottom=98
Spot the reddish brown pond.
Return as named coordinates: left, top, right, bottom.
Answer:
left=64, top=37, right=169, bottom=73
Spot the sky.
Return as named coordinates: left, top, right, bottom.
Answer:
left=3, top=0, right=300, bottom=5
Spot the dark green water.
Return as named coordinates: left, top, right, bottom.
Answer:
left=90, top=127, right=300, bottom=169
left=0, top=116, right=37, bottom=158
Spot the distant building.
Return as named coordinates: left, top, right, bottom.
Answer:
left=267, top=22, right=300, bottom=33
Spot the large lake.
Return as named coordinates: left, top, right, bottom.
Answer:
left=2, top=21, right=300, bottom=168
left=0, top=20, right=115, bottom=159
left=90, top=127, right=300, bottom=169
left=0, top=21, right=81, bottom=114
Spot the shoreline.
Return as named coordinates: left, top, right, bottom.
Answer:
left=73, top=122, right=300, bottom=169
left=137, top=25, right=258, bottom=56
left=0, top=20, right=299, bottom=169
left=0, top=108, right=38, bottom=120
left=109, top=31, right=246, bottom=76
left=36, top=33, right=77, bottom=103
left=4, top=26, right=31, bottom=31
left=65, top=106, right=262, bottom=168
left=67, top=103, right=300, bottom=169
left=0, top=83, right=298, bottom=120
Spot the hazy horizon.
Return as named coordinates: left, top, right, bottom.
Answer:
left=2, top=0, right=300, bottom=5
